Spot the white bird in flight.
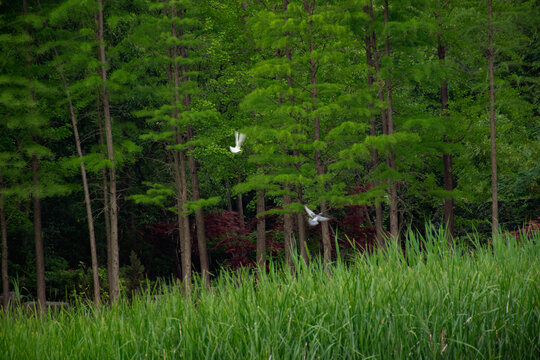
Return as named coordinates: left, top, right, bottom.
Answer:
left=304, top=205, right=330, bottom=226
left=229, top=131, right=246, bottom=153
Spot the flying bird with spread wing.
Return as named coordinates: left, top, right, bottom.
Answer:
left=304, top=205, right=330, bottom=226
left=229, top=131, right=246, bottom=153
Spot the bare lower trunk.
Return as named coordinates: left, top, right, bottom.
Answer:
left=171, top=5, right=191, bottom=292
left=294, top=167, right=309, bottom=265
left=97, top=0, right=119, bottom=303
left=437, top=18, right=454, bottom=239
left=384, top=0, right=399, bottom=241
left=180, top=150, right=191, bottom=292
left=181, top=12, right=208, bottom=284
left=187, top=129, right=209, bottom=287
left=226, top=181, right=233, bottom=211
left=296, top=212, right=308, bottom=264
left=364, top=22, right=384, bottom=247
left=173, top=142, right=191, bottom=293
left=236, top=175, right=244, bottom=227
left=256, top=190, right=266, bottom=269
left=368, top=1, right=389, bottom=243
left=306, top=2, right=331, bottom=266
left=1, top=175, right=9, bottom=309
left=72, top=103, right=101, bottom=306
left=283, top=191, right=294, bottom=270
left=97, top=112, right=112, bottom=284
left=488, top=0, right=498, bottom=237
left=32, top=155, right=46, bottom=309
left=55, top=48, right=100, bottom=305
left=22, top=0, right=46, bottom=311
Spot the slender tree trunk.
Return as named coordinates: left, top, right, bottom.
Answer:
left=437, top=26, right=455, bottom=239
left=295, top=181, right=309, bottom=265
left=384, top=0, right=399, bottom=241
left=281, top=0, right=295, bottom=270
left=171, top=5, right=191, bottom=292
left=22, top=0, right=46, bottom=310
left=296, top=212, right=308, bottom=264
left=0, top=174, right=9, bottom=309
left=177, top=4, right=209, bottom=286
left=488, top=0, right=498, bottom=237
left=283, top=190, right=294, bottom=270
left=293, top=154, right=309, bottom=265
left=187, top=128, right=210, bottom=287
left=96, top=103, right=112, bottom=283
left=225, top=180, right=233, bottom=211
left=256, top=190, right=266, bottom=269
left=55, top=49, right=101, bottom=306
left=31, top=155, right=46, bottom=309
left=364, top=18, right=384, bottom=247
left=306, top=1, right=331, bottom=266
left=235, top=175, right=244, bottom=227
left=97, top=0, right=119, bottom=303
left=173, top=136, right=191, bottom=293
left=236, top=193, right=244, bottom=220
left=368, top=1, right=389, bottom=243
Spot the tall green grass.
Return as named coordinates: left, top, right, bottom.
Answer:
left=1, top=229, right=539, bottom=359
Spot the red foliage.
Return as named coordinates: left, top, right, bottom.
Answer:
left=204, top=210, right=253, bottom=268
left=145, top=222, right=177, bottom=240
left=507, top=217, right=540, bottom=241
left=338, top=185, right=377, bottom=251
left=204, top=208, right=287, bottom=268
left=340, top=205, right=377, bottom=250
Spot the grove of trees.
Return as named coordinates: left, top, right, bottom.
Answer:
left=0, top=0, right=538, bottom=307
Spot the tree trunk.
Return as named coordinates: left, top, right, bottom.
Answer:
left=171, top=5, right=191, bottom=293
left=172, top=137, right=191, bottom=293
left=294, top=180, right=309, bottom=266
left=306, top=1, right=331, bottom=266
left=256, top=190, right=266, bottom=269
left=281, top=0, right=295, bottom=270
left=296, top=212, right=308, bottom=265
left=97, top=0, right=119, bottom=303
left=0, top=174, right=9, bottom=309
left=32, top=155, right=46, bottom=309
left=488, top=0, right=498, bottom=237
left=187, top=128, right=210, bottom=287
left=225, top=180, right=233, bottom=211
left=178, top=4, right=209, bottom=286
left=384, top=0, right=399, bottom=241
left=368, top=1, right=389, bottom=244
left=22, top=0, right=46, bottom=310
left=364, top=17, right=384, bottom=248
left=236, top=175, right=244, bottom=227
left=283, top=190, right=294, bottom=270
left=436, top=11, right=455, bottom=240
left=96, top=103, right=112, bottom=284
left=55, top=48, right=101, bottom=306
left=293, top=154, right=309, bottom=265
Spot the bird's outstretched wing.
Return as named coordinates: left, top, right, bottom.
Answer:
left=304, top=205, right=316, bottom=219
left=315, top=214, right=329, bottom=222
left=237, top=132, right=246, bottom=147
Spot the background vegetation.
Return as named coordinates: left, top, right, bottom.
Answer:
left=0, top=0, right=538, bottom=305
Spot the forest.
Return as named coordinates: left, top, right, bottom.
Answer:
left=0, top=0, right=538, bottom=311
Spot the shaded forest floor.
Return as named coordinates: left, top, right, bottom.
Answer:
left=1, top=231, right=539, bottom=359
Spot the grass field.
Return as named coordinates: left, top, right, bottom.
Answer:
left=1, top=229, right=539, bottom=359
